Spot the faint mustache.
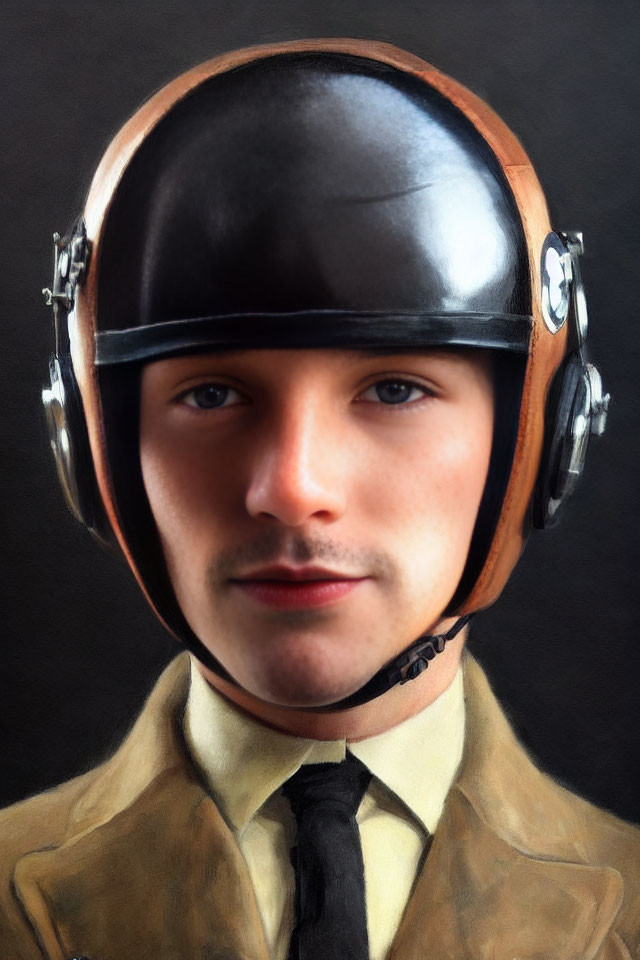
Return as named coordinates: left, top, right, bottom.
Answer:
left=206, top=530, right=397, bottom=584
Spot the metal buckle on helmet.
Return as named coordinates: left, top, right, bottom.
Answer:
left=585, top=362, right=610, bottom=437
left=560, top=231, right=610, bottom=437
left=41, top=356, right=85, bottom=524
left=42, top=224, right=89, bottom=311
left=560, top=230, right=589, bottom=346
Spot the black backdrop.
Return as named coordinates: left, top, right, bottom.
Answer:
left=1, top=0, right=639, bottom=820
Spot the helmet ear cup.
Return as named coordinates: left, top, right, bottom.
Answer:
left=534, top=230, right=611, bottom=530
left=42, top=353, right=115, bottom=550
left=533, top=353, right=592, bottom=529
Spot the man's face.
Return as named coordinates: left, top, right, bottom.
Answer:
left=140, top=348, right=494, bottom=708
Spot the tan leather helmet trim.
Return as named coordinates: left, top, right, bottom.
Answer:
left=70, top=38, right=568, bottom=628
left=414, top=69, right=569, bottom=612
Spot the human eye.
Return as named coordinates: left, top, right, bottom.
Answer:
left=358, top=378, right=433, bottom=406
left=177, top=383, right=245, bottom=410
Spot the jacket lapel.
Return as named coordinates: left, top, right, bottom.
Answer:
left=388, top=656, right=624, bottom=960
left=388, top=786, right=623, bottom=960
left=13, top=655, right=270, bottom=960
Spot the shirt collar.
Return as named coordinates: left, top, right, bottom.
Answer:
left=348, top=666, right=465, bottom=832
left=184, top=656, right=465, bottom=835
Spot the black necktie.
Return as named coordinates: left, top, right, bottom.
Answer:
left=282, top=752, right=372, bottom=960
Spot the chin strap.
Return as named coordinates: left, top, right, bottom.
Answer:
left=308, top=613, right=474, bottom=713
left=192, top=613, right=473, bottom=713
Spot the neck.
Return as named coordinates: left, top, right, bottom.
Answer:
left=194, top=627, right=467, bottom=741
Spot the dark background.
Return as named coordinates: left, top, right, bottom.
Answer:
left=1, top=0, right=639, bottom=820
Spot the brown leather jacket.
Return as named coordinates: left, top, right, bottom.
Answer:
left=1, top=653, right=638, bottom=959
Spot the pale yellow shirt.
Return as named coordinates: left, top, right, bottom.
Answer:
left=184, top=658, right=465, bottom=960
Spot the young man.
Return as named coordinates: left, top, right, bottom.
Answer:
left=1, top=39, right=638, bottom=960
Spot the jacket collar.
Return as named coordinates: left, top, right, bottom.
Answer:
left=13, top=653, right=623, bottom=960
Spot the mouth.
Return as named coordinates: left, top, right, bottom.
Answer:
left=229, top=565, right=368, bottom=609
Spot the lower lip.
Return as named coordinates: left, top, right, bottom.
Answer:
left=231, top=579, right=366, bottom=609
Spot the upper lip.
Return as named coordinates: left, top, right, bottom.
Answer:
left=231, top=565, right=365, bottom=582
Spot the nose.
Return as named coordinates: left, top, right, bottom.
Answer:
left=244, top=394, right=347, bottom=527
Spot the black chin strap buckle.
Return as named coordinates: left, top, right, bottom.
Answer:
left=398, top=614, right=473, bottom=684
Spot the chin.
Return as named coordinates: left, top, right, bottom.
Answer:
left=239, top=650, right=375, bottom=710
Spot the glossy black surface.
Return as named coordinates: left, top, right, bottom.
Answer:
left=98, top=53, right=530, bottom=335
left=95, top=311, right=532, bottom=365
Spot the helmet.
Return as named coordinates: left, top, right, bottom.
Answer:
left=42, top=39, right=609, bottom=707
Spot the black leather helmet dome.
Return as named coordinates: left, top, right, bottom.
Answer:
left=98, top=53, right=529, bottom=333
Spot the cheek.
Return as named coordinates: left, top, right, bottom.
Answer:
left=352, top=406, right=493, bottom=591
left=140, top=439, right=237, bottom=624
left=357, top=412, right=491, bottom=524
left=139, top=432, right=237, bottom=572
left=431, top=423, right=492, bottom=514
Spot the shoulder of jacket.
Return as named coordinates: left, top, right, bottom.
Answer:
left=0, top=767, right=101, bottom=876
left=536, top=766, right=640, bottom=870
left=0, top=770, right=102, bottom=957
left=574, top=796, right=640, bottom=953
left=501, top=754, right=640, bottom=953
left=0, top=654, right=191, bottom=872
left=461, top=655, right=640, bottom=952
